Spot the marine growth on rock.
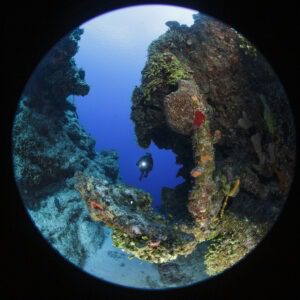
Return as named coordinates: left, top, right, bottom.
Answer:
left=13, top=10, right=296, bottom=280
left=126, top=13, right=296, bottom=272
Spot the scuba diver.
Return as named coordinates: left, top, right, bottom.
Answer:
left=136, top=153, right=153, bottom=180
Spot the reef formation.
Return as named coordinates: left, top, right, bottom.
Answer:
left=74, top=13, right=296, bottom=273
left=13, top=13, right=296, bottom=278
left=129, top=13, right=295, bottom=272
left=13, top=29, right=118, bottom=266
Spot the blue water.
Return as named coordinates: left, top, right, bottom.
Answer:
left=74, top=6, right=196, bottom=207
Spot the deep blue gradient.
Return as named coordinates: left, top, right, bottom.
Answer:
left=74, top=5, right=196, bottom=207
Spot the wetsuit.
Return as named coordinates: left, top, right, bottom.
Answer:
left=136, top=153, right=153, bottom=180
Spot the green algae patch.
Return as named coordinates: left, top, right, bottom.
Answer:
left=138, top=52, right=191, bottom=102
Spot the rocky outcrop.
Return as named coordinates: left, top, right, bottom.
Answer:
left=130, top=13, right=296, bottom=272
left=12, top=29, right=117, bottom=266
left=164, top=80, right=202, bottom=135
left=13, top=29, right=119, bottom=208
left=29, top=188, right=105, bottom=267
left=131, top=13, right=296, bottom=224
left=23, top=28, right=89, bottom=114
left=13, top=14, right=295, bottom=273
left=75, top=172, right=198, bottom=264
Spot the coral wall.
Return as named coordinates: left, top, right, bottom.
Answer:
left=13, top=29, right=118, bottom=208
left=12, top=29, right=118, bottom=266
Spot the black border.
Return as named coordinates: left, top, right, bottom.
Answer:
left=3, top=0, right=299, bottom=299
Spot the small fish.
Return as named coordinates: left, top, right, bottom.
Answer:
left=190, top=166, right=204, bottom=177
left=200, top=154, right=213, bottom=164
left=90, top=200, right=104, bottom=211
left=193, top=110, right=206, bottom=128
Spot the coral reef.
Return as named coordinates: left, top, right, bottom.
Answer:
left=74, top=172, right=198, bottom=264
left=12, top=29, right=118, bottom=266
left=131, top=51, right=191, bottom=148
left=13, top=13, right=296, bottom=275
left=13, top=29, right=119, bottom=208
left=23, top=28, right=90, bottom=113
left=163, top=78, right=217, bottom=226
left=128, top=13, right=295, bottom=271
left=132, top=13, right=295, bottom=206
left=29, top=189, right=104, bottom=266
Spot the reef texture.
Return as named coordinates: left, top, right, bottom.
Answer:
left=13, top=29, right=120, bottom=205
left=13, top=15, right=296, bottom=277
left=75, top=171, right=197, bottom=263
left=203, top=212, right=268, bottom=276
left=29, top=188, right=105, bottom=267
left=13, top=29, right=117, bottom=265
left=129, top=13, right=296, bottom=274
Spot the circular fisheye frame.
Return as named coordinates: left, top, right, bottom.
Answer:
left=12, top=4, right=296, bottom=289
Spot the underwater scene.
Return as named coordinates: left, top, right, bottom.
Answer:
left=12, top=5, right=296, bottom=289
